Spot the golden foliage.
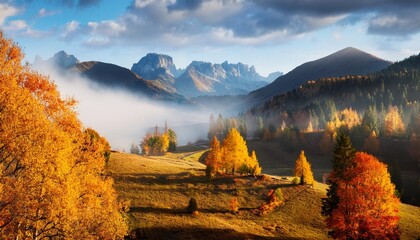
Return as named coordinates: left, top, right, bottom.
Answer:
left=327, top=152, right=400, bottom=239
left=294, top=150, right=314, bottom=185
left=205, top=128, right=262, bottom=176
left=384, top=106, right=405, bottom=137
left=0, top=31, right=127, bottom=239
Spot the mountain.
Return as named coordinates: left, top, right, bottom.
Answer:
left=131, top=53, right=184, bottom=84
left=248, top=53, right=420, bottom=128
left=70, top=61, right=187, bottom=102
left=266, top=71, right=283, bottom=82
left=130, top=53, right=279, bottom=97
left=175, top=61, right=271, bottom=97
left=248, top=47, right=392, bottom=105
left=34, top=50, right=80, bottom=70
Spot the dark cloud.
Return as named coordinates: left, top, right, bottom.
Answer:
left=42, top=0, right=99, bottom=8
left=62, top=0, right=420, bottom=48
left=368, top=8, right=420, bottom=36
left=251, top=0, right=420, bottom=36
left=167, top=0, right=203, bottom=11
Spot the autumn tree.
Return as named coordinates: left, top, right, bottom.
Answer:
left=0, top=31, right=127, bottom=239
left=205, top=136, right=222, bottom=177
left=140, top=126, right=173, bottom=155
left=384, top=106, right=405, bottom=137
left=322, top=134, right=356, bottom=220
left=221, top=128, right=250, bottom=174
left=294, top=150, right=315, bottom=185
left=210, top=128, right=262, bottom=176
left=327, top=152, right=400, bottom=239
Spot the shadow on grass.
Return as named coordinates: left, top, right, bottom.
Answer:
left=125, top=227, right=283, bottom=240
left=129, top=206, right=236, bottom=214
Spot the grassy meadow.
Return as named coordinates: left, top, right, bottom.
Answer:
left=107, top=148, right=420, bottom=240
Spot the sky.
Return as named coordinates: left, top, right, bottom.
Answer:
left=1, top=0, right=420, bottom=75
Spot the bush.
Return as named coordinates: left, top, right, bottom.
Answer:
left=229, top=197, right=239, bottom=214
left=274, top=188, right=284, bottom=202
left=292, top=177, right=300, bottom=185
left=187, top=198, right=198, bottom=213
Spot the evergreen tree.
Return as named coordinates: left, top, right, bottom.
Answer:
left=322, top=134, right=356, bottom=219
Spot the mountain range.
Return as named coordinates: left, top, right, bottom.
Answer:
left=131, top=53, right=282, bottom=97
left=36, top=52, right=281, bottom=100
left=247, top=47, right=392, bottom=105
left=35, top=47, right=393, bottom=108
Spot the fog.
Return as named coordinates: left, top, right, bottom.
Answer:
left=38, top=66, right=211, bottom=151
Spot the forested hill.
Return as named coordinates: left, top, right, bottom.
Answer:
left=248, top=53, right=420, bottom=129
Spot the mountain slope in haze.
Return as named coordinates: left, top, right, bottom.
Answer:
left=175, top=61, right=272, bottom=97
left=70, top=61, right=187, bottom=102
left=248, top=47, right=392, bottom=104
left=34, top=50, right=80, bottom=70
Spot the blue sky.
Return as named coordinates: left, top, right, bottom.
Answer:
left=1, top=0, right=420, bottom=76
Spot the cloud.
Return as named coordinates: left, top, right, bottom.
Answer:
left=52, top=0, right=100, bottom=8
left=3, top=19, right=47, bottom=38
left=33, top=61, right=210, bottom=150
left=58, top=0, right=420, bottom=48
left=0, top=3, right=20, bottom=24
left=38, top=8, right=59, bottom=17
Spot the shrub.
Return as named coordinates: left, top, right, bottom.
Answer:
left=187, top=198, right=198, bottom=213
left=292, top=177, right=300, bottom=185
left=229, top=197, right=239, bottom=214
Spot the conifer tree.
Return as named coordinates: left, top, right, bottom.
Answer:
left=294, top=150, right=314, bottom=185
left=322, top=134, right=356, bottom=219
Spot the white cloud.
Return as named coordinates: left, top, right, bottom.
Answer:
left=3, top=19, right=46, bottom=38
left=0, top=3, right=20, bottom=24
left=38, top=8, right=59, bottom=17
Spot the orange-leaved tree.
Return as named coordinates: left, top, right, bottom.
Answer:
left=294, top=150, right=314, bottom=185
left=205, top=136, right=222, bottom=177
left=0, top=30, right=127, bottom=239
left=327, top=152, right=400, bottom=239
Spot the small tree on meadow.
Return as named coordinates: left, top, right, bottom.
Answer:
left=205, top=136, right=221, bottom=177
left=294, top=150, right=314, bottom=185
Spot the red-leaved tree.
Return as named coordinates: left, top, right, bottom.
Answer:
left=328, top=152, right=400, bottom=239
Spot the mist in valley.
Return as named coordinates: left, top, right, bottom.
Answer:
left=36, top=64, right=215, bottom=151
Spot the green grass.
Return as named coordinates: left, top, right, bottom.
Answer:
left=107, top=151, right=420, bottom=240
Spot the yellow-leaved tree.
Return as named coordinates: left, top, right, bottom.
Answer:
left=294, top=150, right=314, bottom=185
left=209, top=128, right=262, bottom=176
left=384, top=106, right=405, bottom=137
left=0, top=31, right=127, bottom=239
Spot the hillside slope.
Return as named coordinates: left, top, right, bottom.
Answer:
left=71, top=61, right=187, bottom=102
left=248, top=47, right=391, bottom=105
left=107, top=151, right=420, bottom=240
